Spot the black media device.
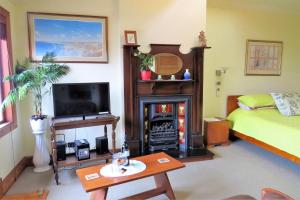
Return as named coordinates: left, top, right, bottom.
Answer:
left=74, top=139, right=90, bottom=161
left=56, top=141, right=66, bottom=161
left=52, top=82, right=111, bottom=119
left=56, top=134, right=66, bottom=161
left=96, top=136, right=109, bottom=155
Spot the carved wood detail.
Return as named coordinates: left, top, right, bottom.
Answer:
left=123, top=44, right=210, bottom=155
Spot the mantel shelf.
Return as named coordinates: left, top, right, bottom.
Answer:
left=138, top=79, right=194, bottom=83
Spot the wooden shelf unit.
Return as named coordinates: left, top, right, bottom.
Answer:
left=50, top=115, right=120, bottom=185
left=138, top=79, right=194, bottom=83
left=57, top=152, right=112, bottom=168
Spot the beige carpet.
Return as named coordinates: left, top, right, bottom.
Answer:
left=6, top=141, right=300, bottom=200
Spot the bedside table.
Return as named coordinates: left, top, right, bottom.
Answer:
left=203, top=118, right=230, bottom=147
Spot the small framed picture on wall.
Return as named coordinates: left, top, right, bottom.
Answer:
left=245, top=40, right=283, bottom=76
left=124, top=30, right=137, bottom=45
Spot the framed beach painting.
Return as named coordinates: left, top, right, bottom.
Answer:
left=245, top=40, right=283, bottom=76
left=27, top=12, right=108, bottom=63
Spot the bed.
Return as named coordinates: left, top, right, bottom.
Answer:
left=226, top=95, right=300, bottom=164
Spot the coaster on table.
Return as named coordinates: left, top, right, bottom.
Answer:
left=157, top=158, right=170, bottom=163
left=85, top=173, right=100, bottom=181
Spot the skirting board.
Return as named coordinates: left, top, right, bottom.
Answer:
left=0, top=156, right=33, bottom=199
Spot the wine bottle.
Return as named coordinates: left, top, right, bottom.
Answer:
left=122, top=141, right=130, bottom=166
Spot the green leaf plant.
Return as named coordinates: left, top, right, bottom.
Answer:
left=134, top=51, right=154, bottom=71
left=1, top=52, right=70, bottom=119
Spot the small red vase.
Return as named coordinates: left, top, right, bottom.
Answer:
left=140, top=70, right=151, bottom=80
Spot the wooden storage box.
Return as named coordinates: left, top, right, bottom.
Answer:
left=204, top=118, right=230, bottom=147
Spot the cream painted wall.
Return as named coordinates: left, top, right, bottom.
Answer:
left=14, top=0, right=123, bottom=155
left=14, top=0, right=207, bottom=155
left=119, top=0, right=206, bottom=53
left=204, top=5, right=300, bottom=117
left=0, top=0, right=25, bottom=179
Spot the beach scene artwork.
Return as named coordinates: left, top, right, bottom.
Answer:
left=29, top=13, right=108, bottom=63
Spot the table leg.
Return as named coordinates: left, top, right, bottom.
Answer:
left=90, top=188, right=108, bottom=200
left=104, top=125, right=107, bottom=138
left=55, top=171, right=59, bottom=185
left=112, top=122, right=116, bottom=153
left=154, top=173, right=176, bottom=200
left=121, top=173, right=176, bottom=200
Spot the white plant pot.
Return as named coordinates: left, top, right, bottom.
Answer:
left=30, top=117, right=51, bottom=173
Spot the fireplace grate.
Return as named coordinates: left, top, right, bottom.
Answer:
left=149, top=121, right=178, bottom=151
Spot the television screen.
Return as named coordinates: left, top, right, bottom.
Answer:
left=53, top=82, right=110, bottom=118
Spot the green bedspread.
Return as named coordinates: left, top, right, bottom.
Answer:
left=227, top=108, right=300, bottom=157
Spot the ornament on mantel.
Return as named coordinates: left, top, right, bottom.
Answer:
left=198, top=31, right=207, bottom=47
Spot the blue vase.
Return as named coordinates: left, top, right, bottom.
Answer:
left=183, top=69, right=190, bottom=80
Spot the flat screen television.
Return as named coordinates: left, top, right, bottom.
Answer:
left=53, top=82, right=110, bottom=118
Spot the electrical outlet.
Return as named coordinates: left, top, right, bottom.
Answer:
left=216, top=87, right=221, bottom=97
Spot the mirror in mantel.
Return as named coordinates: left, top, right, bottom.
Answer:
left=149, top=53, right=183, bottom=75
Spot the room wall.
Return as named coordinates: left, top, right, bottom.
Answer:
left=14, top=0, right=122, bottom=155
left=119, top=0, right=206, bottom=53
left=14, top=0, right=207, bottom=155
left=204, top=4, right=300, bottom=117
left=2, top=0, right=300, bottom=179
left=0, top=0, right=25, bottom=179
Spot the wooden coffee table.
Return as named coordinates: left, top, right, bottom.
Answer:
left=76, top=152, right=185, bottom=200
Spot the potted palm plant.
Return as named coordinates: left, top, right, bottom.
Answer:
left=1, top=53, right=70, bottom=172
left=134, top=52, right=153, bottom=80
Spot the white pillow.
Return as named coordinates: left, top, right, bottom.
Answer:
left=238, top=102, right=252, bottom=110
left=238, top=102, right=275, bottom=111
left=270, top=93, right=300, bottom=116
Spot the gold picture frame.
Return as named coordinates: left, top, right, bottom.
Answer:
left=124, top=30, right=137, bottom=45
left=245, top=40, right=283, bottom=76
left=27, top=12, right=108, bottom=63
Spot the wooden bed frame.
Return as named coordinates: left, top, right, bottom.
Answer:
left=227, top=95, right=300, bottom=164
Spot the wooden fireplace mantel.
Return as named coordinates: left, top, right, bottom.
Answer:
left=123, top=44, right=210, bottom=156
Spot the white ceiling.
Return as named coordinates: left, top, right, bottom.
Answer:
left=208, top=0, right=300, bottom=16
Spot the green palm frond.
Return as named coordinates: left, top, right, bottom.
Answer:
left=1, top=88, right=19, bottom=109
left=1, top=54, right=70, bottom=115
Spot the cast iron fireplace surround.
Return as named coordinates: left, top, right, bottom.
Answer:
left=139, top=95, right=191, bottom=154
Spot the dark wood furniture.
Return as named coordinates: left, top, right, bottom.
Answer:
left=76, top=152, right=185, bottom=200
left=2, top=190, right=49, bottom=200
left=224, top=195, right=255, bottom=200
left=204, top=118, right=230, bottom=147
left=261, top=188, right=294, bottom=200
left=224, top=188, right=294, bottom=200
left=51, top=115, right=120, bottom=185
left=123, top=43, right=210, bottom=155
left=227, top=95, right=300, bottom=164
left=0, top=6, right=18, bottom=138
